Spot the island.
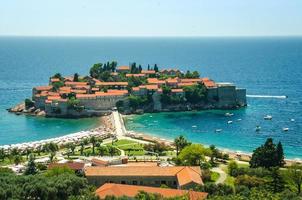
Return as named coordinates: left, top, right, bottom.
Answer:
left=9, top=61, right=246, bottom=118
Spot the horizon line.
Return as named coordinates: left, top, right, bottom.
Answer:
left=1, top=34, right=302, bottom=38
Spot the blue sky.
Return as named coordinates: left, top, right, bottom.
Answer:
left=1, top=0, right=302, bottom=36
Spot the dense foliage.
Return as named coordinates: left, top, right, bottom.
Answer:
left=249, top=138, right=285, bottom=168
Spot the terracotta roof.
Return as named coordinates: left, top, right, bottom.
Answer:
left=126, top=73, right=146, bottom=77
left=145, top=85, right=158, bottom=90
left=171, top=88, right=184, bottom=93
left=117, top=66, right=130, bottom=70
left=202, top=78, right=216, bottom=88
left=110, top=72, right=119, bottom=76
left=141, top=70, right=156, bottom=74
left=96, top=82, right=128, bottom=86
left=95, top=183, right=207, bottom=200
left=178, top=82, right=197, bottom=87
left=60, top=86, right=71, bottom=91
left=48, top=92, right=60, bottom=96
left=91, top=87, right=100, bottom=92
left=147, top=78, right=165, bottom=85
left=48, top=162, right=85, bottom=171
left=132, top=87, right=140, bottom=91
left=35, top=86, right=53, bottom=91
left=50, top=78, right=60, bottom=82
left=47, top=96, right=61, bottom=101
left=166, top=78, right=179, bottom=84
left=91, top=159, right=109, bottom=166
left=181, top=79, right=202, bottom=83
left=71, top=89, right=87, bottom=94
left=107, top=90, right=128, bottom=94
left=176, top=167, right=203, bottom=186
left=76, top=94, right=96, bottom=99
left=85, top=166, right=201, bottom=178
left=95, top=91, right=128, bottom=97
left=65, top=81, right=88, bottom=86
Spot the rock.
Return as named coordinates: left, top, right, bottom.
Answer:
left=36, top=110, right=46, bottom=116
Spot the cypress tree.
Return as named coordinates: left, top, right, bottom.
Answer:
left=276, top=142, right=285, bottom=167
left=24, top=154, right=37, bottom=175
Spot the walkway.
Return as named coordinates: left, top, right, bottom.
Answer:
left=112, top=111, right=126, bottom=137
left=211, top=167, right=227, bottom=184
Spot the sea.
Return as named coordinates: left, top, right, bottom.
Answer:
left=0, top=37, right=301, bottom=159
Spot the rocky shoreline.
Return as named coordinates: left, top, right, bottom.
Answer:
left=7, top=102, right=45, bottom=116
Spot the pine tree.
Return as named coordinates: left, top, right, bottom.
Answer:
left=154, top=64, right=159, bottom=72
left=276, top=142, right=285, bottom=167
left=24, top=154, right=37, bottom=175
left=270, top=167, right=285, bottom=192
left=147, top=64, right=150, bottom=70
left=138, top=65, right=142, bottom=73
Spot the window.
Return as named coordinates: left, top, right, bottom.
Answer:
left=140, top=181, right=144, bottom=185
left=132, top=181, right=138, bottom=185
left=121, top=181, right=126, bottom=184
left=161, top=181, right=166, bottom=185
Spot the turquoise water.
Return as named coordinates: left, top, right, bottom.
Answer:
left=0, top=37, right=301, bottom=159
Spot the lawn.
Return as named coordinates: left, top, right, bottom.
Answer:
left=107, top=139, right=146, bottom=156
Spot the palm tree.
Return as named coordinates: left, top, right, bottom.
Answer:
left=174, top=135, right=190, bottom=156
left=80, top=142, right=85, bottom=156
left=90, top=136, right=97, bottom=155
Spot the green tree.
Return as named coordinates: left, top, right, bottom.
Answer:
left=228, top=161, right=239, bottom=177
left=80, top=142, right=85, bottom=156
left=249, top=138, right=284, bottom=168
left=276, top=142, right=285, bottom=167
left=154, top=64, right=159, bottom=72
left=287, top=163, right=302, bottom=194
left=0, top=148, right=5, bottom=161
left=24, top=154, right=37, bottom=175
left=13, top=155, right=23, bottom=165
left=174, top=135, right=191, bottom=156
left=178, top=144, right=207, bottom=166
left=25, top=98, right=35, bottom=109
left=45, top=166, right=74, bottom=177
left=74, top=73, right=79, bottom=82
left=90, top=136, right=97, bottom=155
left=269, top=167, right=285, bottom=193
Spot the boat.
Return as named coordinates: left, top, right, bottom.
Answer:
left=237, top=119, right=242, bottom=121
left=215, top=129, right=222, bottom=132
left=192, top=125, right=197, bottom=128
left=227, top=121, right=233, bottom=124
left=264, top=115, right=273, bottom=120
left=255, top=126, right=261, bottom=132
left=290, top=119, right=295, bottom=122
left=283, top=128, right=289, bottom=132
left=225, top=113, right=234, bottom=117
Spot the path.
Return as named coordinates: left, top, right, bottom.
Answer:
left=211, top=167, right=227, bottom=184
left=112, top=111, right=126, bottom=137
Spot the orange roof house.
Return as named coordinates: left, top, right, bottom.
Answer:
left=96, top=183, right=208, bottom=200
left=177, top=82, right=197, bottom=87
left=147, top=78, right=165, bottom=85
left=50, top=78, right=60, bottom=83
left=85, top=166, right=203, bottom=189
left=95, top=82, right=128, bottom=86
left=117, top=66, right=130, bottom=71
left=202, top=78, right=216, bottom=88
left=34, top=86, right=53, bottom=91
left=141, top=70, right=156, bottom=74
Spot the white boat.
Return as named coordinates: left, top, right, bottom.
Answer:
left=255, top=126, right=261, bottom=132
left=227, top=121, right=233, bottom=124
left=237, top=119, right=242, bottom=121
left=290, top=119, right=295, bottom=122
left=192, top=125, right=197, bottom=128
left=283, top=128, right=289, bottom=132
left=215, top=129, right=222, bottom=132
left=225, top=113, right=234, bottom=117
left=264, top=115, right=273, bottom=120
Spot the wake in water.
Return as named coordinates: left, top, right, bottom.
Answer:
left=247, top=95, right=287, bottom=99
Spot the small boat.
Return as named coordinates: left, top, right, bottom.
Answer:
left=225, top=113, right=234, bottom=117
left=255, top=126, right=261, bottom=132
left=227, top=121, right=233, bottom=124
left=290, top=119, right=295, bottom=122
left=237, top=119, right=242, bottom=121
left=215, top=129, right=222, bottom=132
left=192, top=125, right=197, bottom=128
left=283, top=128, right=289, bottom=132
left=264, top=115, right=273, bottom=120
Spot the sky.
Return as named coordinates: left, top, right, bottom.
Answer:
left=0, top=0, right=302, bottom=37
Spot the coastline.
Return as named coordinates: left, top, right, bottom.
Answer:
left=0, top=115, right=113, bottom=151
left=122, top=114, right=302, bottom=164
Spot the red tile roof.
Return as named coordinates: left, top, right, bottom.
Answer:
left=71, top=89, right=87, bottom=94
left=48, top=162, right=85, bottom=171
left=126, top=73, right=146, bottom=77
left=96, top=82, right=128, bottom=86
left=147, top=78, right=165, bottom=84
left=171, top=88, right=184, bottom=93
left=145, top=85, right=158, bottom=90
left=178, top=82, right=197, bottom=87
left=65, top=81, right=88, bottom=86
left=95, top=184, right=207, bottom=200
left=50, top=78, right=60, bottom=82
left=141, top=70, right=156, bottom=74
left=35, top=86, right=53, bottom=91
left=117, top=66, right=130, bottom=71
left=76, top=94, right=96, bottom=99
left=181, top=79, right=202, bottom=83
